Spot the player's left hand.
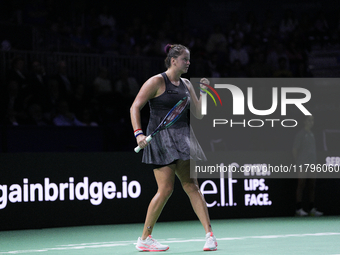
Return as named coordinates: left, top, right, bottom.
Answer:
left=200, top=78, right=210, bottom=90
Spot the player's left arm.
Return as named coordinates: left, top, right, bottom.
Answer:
left=183, top=78, right=209, bottom=119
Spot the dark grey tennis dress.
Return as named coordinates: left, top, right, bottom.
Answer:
left=142, top=73, right=206, bottom=165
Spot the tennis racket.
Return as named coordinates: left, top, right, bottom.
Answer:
left=134, top=96, right=189, bottom=153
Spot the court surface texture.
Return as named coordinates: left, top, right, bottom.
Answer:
left=1, top=216, right=339, bottom=254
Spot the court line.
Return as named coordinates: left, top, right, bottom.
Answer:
left=1, top=232, right=339, bottom=254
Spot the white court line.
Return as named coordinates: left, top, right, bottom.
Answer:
left=0, top=232, right=339, bottom=254
left=57, top=240, right=133, bottom=247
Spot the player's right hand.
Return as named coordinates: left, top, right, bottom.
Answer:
left=137, top=134, right=148, bottom=149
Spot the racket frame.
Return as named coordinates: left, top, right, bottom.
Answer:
left=134, top=96, right=189, bottom=153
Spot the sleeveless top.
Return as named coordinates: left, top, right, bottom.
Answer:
left=142, top=72, right=206, bottom=165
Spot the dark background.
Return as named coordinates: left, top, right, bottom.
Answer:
left=0, top=0, right=339, bottom=230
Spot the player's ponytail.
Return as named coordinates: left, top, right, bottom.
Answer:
left=164, top=44, right=173, bottom=54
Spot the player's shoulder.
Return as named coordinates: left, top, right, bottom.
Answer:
left=181, top=78, right=192, bottom=88
left=144, top=74, right=164, bottom=87
left=149, top=74, right=165, bottom=83
left=181, top=77, right=190, bottom=84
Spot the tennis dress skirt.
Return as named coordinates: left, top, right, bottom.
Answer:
left=142, top=73, right=206, bottom=165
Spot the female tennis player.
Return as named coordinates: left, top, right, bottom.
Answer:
left=130, top=44, right=217, bottom=252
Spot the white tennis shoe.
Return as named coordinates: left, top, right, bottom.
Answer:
left=309, top=208, right=323, bottom=216
left=295, top=208, right=308, bottom=216
left=203, top=232, right=218, bottom=251
left=136, top=235, right=169, bottom=252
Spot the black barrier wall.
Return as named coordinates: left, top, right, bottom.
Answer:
left=1, top=151, right=339, bottom=231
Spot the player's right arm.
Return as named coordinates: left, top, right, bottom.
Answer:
left=130, top=75, right=164, bottom=149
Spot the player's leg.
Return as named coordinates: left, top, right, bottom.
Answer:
left=175, top=159, right=211, bottom=232
left=308, top=178, right=316, bottom=204
left=136, top=165, right=175, bottom=251
left=296, top=178, right=306, bottom=203
left=307, top=178, right=323, bottom=216
left=141, top=164, right=176, bottom=239
left=175, top=159, right=217, bottom=251
left=295, top=178, right=308, bottom=216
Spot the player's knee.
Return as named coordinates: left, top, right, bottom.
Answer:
left=182, top=181, right=199, bottom=194
left=158, top=186, right=174, bottom=199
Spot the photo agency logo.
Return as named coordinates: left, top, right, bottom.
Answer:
left=199, top=82, right=223, bottom=115
left=198, top=79, right=312, bottom=128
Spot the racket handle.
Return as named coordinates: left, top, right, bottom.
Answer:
left=134, top=135, right=153, bottom=153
